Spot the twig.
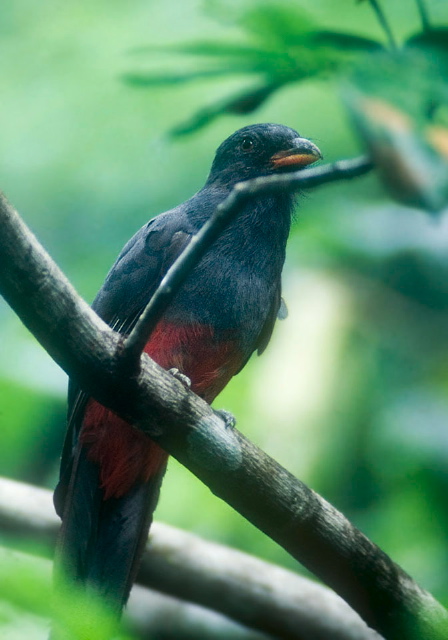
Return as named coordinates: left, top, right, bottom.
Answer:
left=0, top=190, right=446, bottom=639
left=128, top=586, right=273, bottom=640
left=0, top=478, right=381, bottom=640
left=122, top=156, right=373, bottom=365
left=366, top=0, right=398, bottom=52
left=415, top=0, right=431, bottom=31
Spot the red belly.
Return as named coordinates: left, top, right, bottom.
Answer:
left=81, top=320, right=243, bottom=498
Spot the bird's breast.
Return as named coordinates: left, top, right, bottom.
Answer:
left=144, top=319, right=245, bottom=403
left=167, top=243, right=281, bottom=341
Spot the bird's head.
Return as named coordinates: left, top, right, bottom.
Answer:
left=206, top=123, right=322, bottom=187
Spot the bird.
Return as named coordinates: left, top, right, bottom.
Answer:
left=52, top=123, right=321, bottom=630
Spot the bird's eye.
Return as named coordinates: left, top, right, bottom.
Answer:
left=241, top=137, right=254, bottom=151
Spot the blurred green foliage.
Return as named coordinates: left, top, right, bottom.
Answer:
left=1, top=0, right=448, bottom=636
left=0, top=548, right=133, bottom=640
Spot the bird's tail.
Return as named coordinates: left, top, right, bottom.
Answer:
left=52, top=424, right=168, bottom=637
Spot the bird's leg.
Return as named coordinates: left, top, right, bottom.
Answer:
left=168, top=369, right=235, bottom=428
left=214, top=409, right=237, bottom=430
left=168, top=367, right=192, bottom=389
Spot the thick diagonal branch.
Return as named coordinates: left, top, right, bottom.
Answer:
left=0, top=189, right=446, bottom=640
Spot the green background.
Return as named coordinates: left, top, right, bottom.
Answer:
left=1, top=0, right=448, bottom=635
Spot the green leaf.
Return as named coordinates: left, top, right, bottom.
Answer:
left=311, top=30, right=384, bottom=52
left=222, top=82, right=282, bottom=113
left=170, top=82, right=283, bottom=136
left=131, top=40, right=270, bottom=59
left=126, top=39, right=300, bottom=80
left=0, top=549, right=51, bottom=618
left=237, top=3, right=317, bottom=46
left=405, top=28, right=448, bottom=77
left=406, top=28, right=448, bottom=53
left=122, top=68, right=233, bottom=87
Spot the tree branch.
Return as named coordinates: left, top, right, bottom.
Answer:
left=128, top=585, right=274, bottom=640
left=0, top=546, right=273, bottom=640
left=0, top=185, right=446, bottom=640
left=122, top=156, right=373, bottom=366
left=0, top=478, right=381, bottom=640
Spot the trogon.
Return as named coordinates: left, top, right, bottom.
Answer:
left=53, top=123, right=321, bottom=625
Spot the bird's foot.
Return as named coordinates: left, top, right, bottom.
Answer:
left=214, top=409, right=237, bottom=430
left=168, top=368, right=191, bottom=389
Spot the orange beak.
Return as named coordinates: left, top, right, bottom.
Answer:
left=271, top=138, right=322, bottom=169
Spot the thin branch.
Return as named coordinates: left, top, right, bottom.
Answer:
left=0, top=190, right=446, bottom=639
left=366, top=0, right=398, bottom=52
left=128, top=586, right=273, bottom=640
left=0, top=478, right=381, bottom=640
left=415, top=0, right=431, bottom=31
left=141, top=527, right=382, bottom=640
left=122, top=155, right=373, bottom=365
left=0, top=546, right=272, bottom=640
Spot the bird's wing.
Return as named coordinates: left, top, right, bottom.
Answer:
left=256, top=285, right=283, bottom=357
left=231, top=283, right=283, bottom=378
left=92, top=212, right=193, bottom=328
left=55, top=212, right=193, bottom=514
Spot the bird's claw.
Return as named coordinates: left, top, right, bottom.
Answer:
left=214, top=409, right=237, bottom=429
left=168, top=368, right=191, bottom=389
